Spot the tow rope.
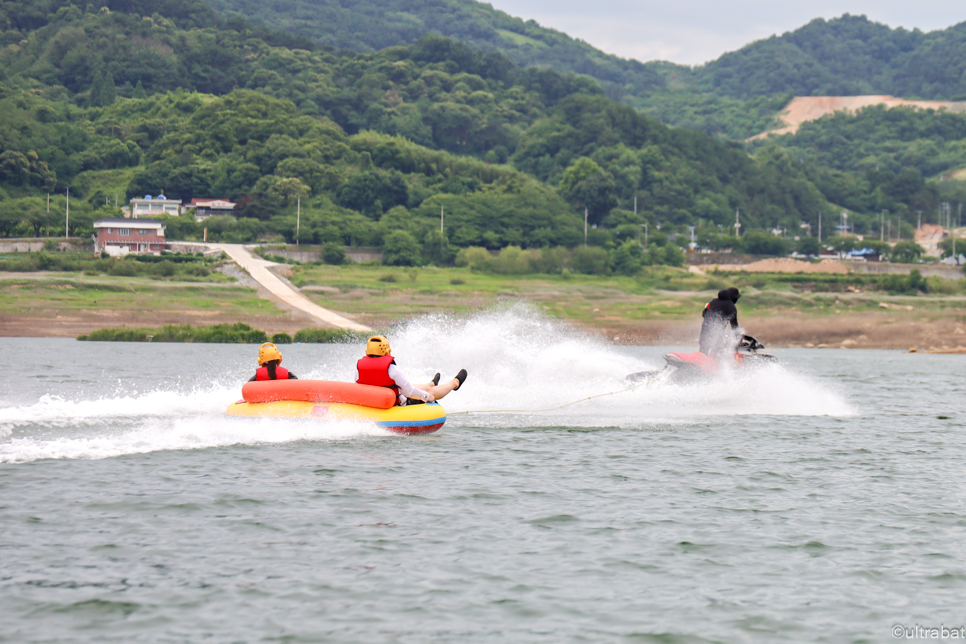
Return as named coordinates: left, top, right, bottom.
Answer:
left=446, top=374, right=659, bottom=416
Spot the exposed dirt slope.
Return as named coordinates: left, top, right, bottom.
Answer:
left=750, top=96, right=966, bottom=140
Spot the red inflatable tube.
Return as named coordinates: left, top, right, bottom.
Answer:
left=242, top=379, right=396, bottom=409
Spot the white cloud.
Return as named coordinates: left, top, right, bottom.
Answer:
left=483, top=0, right=966, bottom=65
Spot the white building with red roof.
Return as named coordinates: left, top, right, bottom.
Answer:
left=94, top=218, right=165, bottom=255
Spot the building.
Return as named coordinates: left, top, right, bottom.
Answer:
left=129, top=195, right=181, bottom=218
left=184, top=198, right=236, bottom=222
left=94, top=218, right=165, bottom=255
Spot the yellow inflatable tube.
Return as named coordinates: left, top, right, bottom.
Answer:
left=226, top=399, right=447, bottom=435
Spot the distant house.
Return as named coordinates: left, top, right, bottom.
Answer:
left=184, top=198, right=236, bottom=222
left=94, top=218, right=165, bottom=255
left=848, top=248, right=882, bottom=262
left=129, top=195, right=181, bottom=218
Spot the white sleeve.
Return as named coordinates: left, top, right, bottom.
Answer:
left=388, top=363, right=430, bottom=401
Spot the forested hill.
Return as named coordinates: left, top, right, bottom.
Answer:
left=194, top=3, right=966, bottom=139
left=0, top=0, right=834, bottom=257
left=201, top=0, right=663, bottom=102
left=686, top=14, right=966, bottom=100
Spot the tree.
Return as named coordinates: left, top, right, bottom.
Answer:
left=133, top=80, right=147, bottom=99
left=558, top=157, right=618, bottom=226
left=101, top=72, right=117, bottom=105
left=570, top=246, right=611, bottom=274
left=797, top=236, right=821, bottom=256
left=89, top=70, right=104, bottom=107
left=322, top=242, right=346, bottom=265
left=611, top=240, right=644, bottom=275
left=741, top=230, right=791, bottom=256
left=382, top=230, right=421, bottom=266
left=890, top=241, right=924, bottom=263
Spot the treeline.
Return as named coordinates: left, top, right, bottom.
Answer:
left=752, top=104, right=966, bottom=181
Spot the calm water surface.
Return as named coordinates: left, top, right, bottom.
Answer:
left=1, top=310, right=965, bottom=643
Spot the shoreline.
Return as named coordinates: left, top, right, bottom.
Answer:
left=3, top=268, right=966, bottom=352
left=3, top=307, right=965, bottom=353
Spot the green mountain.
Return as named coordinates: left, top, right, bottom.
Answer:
left=201, top=0, right=664, bottom=101
left=0, top=0, right=839, bottom=263
left=197, top=3, right=966, bottom=138
left=690, top=15, right=966, bottom=101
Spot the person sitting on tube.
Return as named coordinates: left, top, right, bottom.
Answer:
left=356, top=335, right=466, bottom=406
left=248, top=342, right=298, bottom=381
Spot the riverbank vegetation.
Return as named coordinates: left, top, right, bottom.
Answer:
left=0, top=251, right=231, bottom=281
left=78, top=322, right=268, bottom=342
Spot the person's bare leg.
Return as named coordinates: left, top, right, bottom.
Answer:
left=426, top=369, right=466, bottom=401
left=426, top=378, right=458, bottom=400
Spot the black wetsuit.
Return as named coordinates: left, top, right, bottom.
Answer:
left=699, top=287, right=740, bottom=355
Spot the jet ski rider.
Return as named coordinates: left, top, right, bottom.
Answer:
left=248, top=342, right=298, bottom=381
left=699, top=287, right=741, bottom=356
left=356, top=335, right=466, bottom=406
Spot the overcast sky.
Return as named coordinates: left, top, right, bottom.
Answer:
left=482, top=0, right=966, bottom=66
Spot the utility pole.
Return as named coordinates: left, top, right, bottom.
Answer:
left=818, top=212, right=821, bottom=243
left=957, top=203, right=962, bottom=263
left=584, top=207, right=588, bottom=246
left=65, top=187, right=69, bottom=238
left=917, top=210, right=922, bottom=231
left=880, top=210, right=886, bottom=242
left=46, top=193, right=50, bottom=237
left=440, top=204, right=444, bottom=255
left=633, top=196, right=637, bottom=217
left=643, top=222, right=648, bottom=250
left=954, top=204, right=957, bottom=262
left=296, top=197, right=300, bottom=246
left=734, top=209, right=741, bottom=238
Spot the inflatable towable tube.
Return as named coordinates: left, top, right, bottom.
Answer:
left=242, top=380, right=396, bottom=408
left=226, top=379, right=446, bottom=435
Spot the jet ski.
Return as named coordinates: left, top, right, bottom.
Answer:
left=626, top=335, right=778, bottom=386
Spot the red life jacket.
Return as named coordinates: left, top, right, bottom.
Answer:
left=256, top=365, right=290, bottom=381
left=356, top=355, right=398, bottom=397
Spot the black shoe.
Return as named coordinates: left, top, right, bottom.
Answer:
left=432, top=373, right=440, bottom=386
left=453, top=369, right=467, bottom=390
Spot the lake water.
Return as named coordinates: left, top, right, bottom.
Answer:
left=2, top=308, right=965, bottom=642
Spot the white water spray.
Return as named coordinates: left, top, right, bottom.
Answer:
left=0, top=306, right=851, bottom=462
